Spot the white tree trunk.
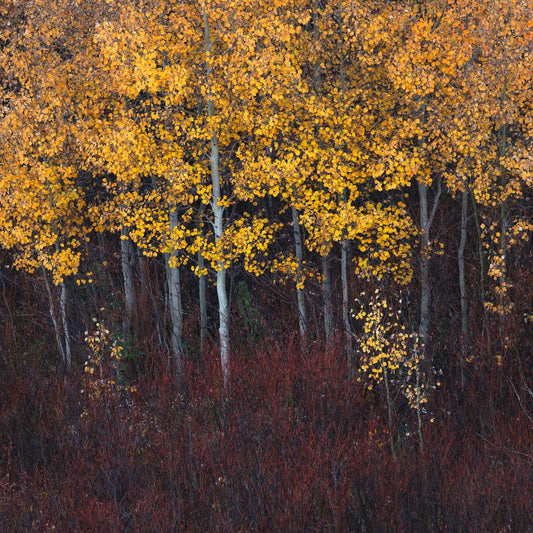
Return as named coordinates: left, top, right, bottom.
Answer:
left=204, top=4, right=230, bottom=388
left=42, top=176, right=71, bottom=369
left=417, top=175, right=441, bottom=354
left=418, top=179, right=430, bottom=351
left=120, top=226, right=137, bottom=333
left=341, top=237, right=353, bottom=360
left=292, top=206, right=307, bottom=344
left=59, top=280, right=71, bottom=369
left=416, top=101, right=441, bottom=356
left=211, top=133, right=229, bottom=386
left=166, top=207, right=185, bottom=385
left=337, top=1, right=352, bottom=360
left=458, top=188, right=468, bottom=385
left=43, top=270, right=65, bottom=364
left=322, top=253, right=333, bottom=346
left=497, top=75, right=508, bottom=351
left=197, top=204, right=208, bottom=353
left=43, top=269, right=71, bottom=369
left=198, top=249, right=207, bottom=353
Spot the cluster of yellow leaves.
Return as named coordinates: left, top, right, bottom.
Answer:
left=196, top=215, right=282, bottom=276
left=82, top=317, right=135, bottom=413
left=0, top=0, right=529, bottom=321
left=355, top=290, right=438, bottom=410
left=0, top=0, right=97, bottom=284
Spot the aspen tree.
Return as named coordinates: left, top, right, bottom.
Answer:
left=311, top=0, right=334, bottom=347
left=468, top=0, right=533, bottom=342
left=385, top=0, right=467, bottom=354
left=87, top=0, right=283, bottom=386
left=202, top=1, right=230, bottom=386
left=298, top=0, right=416, bottom=312
left=437, top=0, right=532, bottom=364
left=337, top=0, right=353, bottom=359
left=292, top=206, right=308, bottom=343
left=0, top=0, right=93, bottom=367
left=81, top=1, right=197, bottom=383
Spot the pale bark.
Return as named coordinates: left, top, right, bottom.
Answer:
left=198, top=204, right=208, bottom=353
left=417, top=101, right=441, bottom=354
left=59, top=281, right=71, bottom=369
left=322, top=254, right=333, bottom=346
left=136, top=247, right=149, bottom=322
left=198, top=249, right=207, bottom=353
left=292, top=206, right=307, bottom=345
left=470, top=192, right=487, bottom=313
left=166, top=207, right=185, bottom=384
left=338, top=0, right=352, bottom=360
left=43, top=270, right=65, bottom=364
left=312, top=3, right=332, bottom=348
left=341, top=237, right=353, bottom=359
left=42, top=174, right=71, bottom=368
left=137, top=246, right=147, bottom=294
left=43, top=269, right=71, bottom=369
left=497, top=74, right=508, bottom=350
left=458, top=188, right=468, bottom=386
left=216, top=259, right=230, bottom=389
left=418, top=179, right=430, bottom=350
left=204, top=5, right=230, bottom=388
left=417, top=175, right=441, bottom=353
left=120, top=226, right=137, bottom=333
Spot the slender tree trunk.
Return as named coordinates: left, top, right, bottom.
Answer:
left=0, top=273, right=17, bottom=351
left=292, top=206, right=307, bottom=345
left=166, top=207, right=185, bottom=385
left=416, top=101, right=441, bottom=355
left=322, top=254, right=333, bottom=346
left=120, top=226, right=137, bottom=333
left=337, top=0, right=353, bottom=361
left=341, top=237, right=353, bottom=360
left=212, top=158, right=230, bottom=389
left=204, top=5, right=230, bottom=388
left=458, top=188, right=468, bottom=386
left=137, top=246, right=146, bottom=294
left=418, top=179, right=430, bottom=351
left=198, top=249, right=207, bottom=353
left=210, top=125, right=230, bottom=386
left=136, top=246, right=150, bottom=323
left=312, top=0, right=332, bottom=347
left=43, top=269, right=70, bottom=368
left=470, top=192, right=487, bottom=315
left=59, top=281, right=71, bottom=369
left=417, top=175, right=441, bottom=354
left=216, top=256, right=230, bottom=388
left=497, top=74, right=508, bottom=354
left=44, top=271, right=64, bottom=363
left=42, top=174, right=71, bottom=368
left=197, top=204, right=208, bottom=353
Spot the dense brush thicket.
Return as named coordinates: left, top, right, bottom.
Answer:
left=0, top=246, right=532, bottom=531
